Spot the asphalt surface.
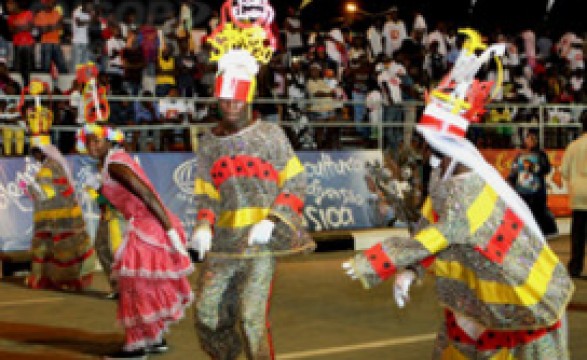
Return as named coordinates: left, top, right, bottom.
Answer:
left=1, top=235, right=587, bottom=360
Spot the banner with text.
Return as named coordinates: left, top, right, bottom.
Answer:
left=0, top=151, right=383, bottom=251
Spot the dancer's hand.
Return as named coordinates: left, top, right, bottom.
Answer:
left=342, top=261, right=358, bottom=280
left=166, top=228, right=189, bottom=256
left=189, top=225, right=212, bottom=260
left=393, top=269, right=416, bottom=308
left=247, top=219, right=275, bottom=246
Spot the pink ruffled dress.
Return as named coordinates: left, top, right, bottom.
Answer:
left=101, top=149, right=194, bottom=351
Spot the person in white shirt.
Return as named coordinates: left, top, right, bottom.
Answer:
left=566, top=39, right=584, bottom=71
left=367, top=18, right=384, bottom=61
left=377, top=56, right=405, bottom=151
left=105, top=25, right=126, bottom=92
left=71, top=0, right=92, bottom=71
left=382, top=7, right=407, bottom=57
left=284, top=7, right=304, bottom=62
left=425, top=22, right=448, bottom=56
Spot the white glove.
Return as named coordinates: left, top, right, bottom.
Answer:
left=342, top=261, right=358, bottom=280
left=166, top=228, right=189, bottom=256
left=189, top=225, right=212, bottom=260
left=247, top=219, right=275, bottom=246
left=393, top=270, right=416, bottom=308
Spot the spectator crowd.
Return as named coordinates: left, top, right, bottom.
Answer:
left=0, top=0, right=586, bottom=156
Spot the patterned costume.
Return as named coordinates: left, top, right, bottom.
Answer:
left=101, top=149, right=193, bottom=351
left=94, top=196, right=126, bottom=291
left=194, top=121, right=314, bottom=359
left=23, top=80, right=95, bottom=290
left=27, top=156, right=95, bottom=290
left=193, top=2, right=314, bottom=358
left=346, top=29, right=574, bottom=359
left=74, top=63, right=193, bottom=354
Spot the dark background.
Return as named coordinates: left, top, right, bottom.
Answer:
left=1, top=0, right=584, bottom=40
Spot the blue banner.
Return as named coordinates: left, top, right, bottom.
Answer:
left=0, top=150, right=382, bottom=251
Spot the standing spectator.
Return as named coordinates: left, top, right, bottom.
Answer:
left=378, top=56, right=406, bottom=151
left=176, top=38, right=197, bottom=97
left=507, top=131, right=557, bottom=237
left=34, top=0, right=66, bottom=74
left=105, top=24, right=125, bottom=93
left=425, top=22, right=449, bottom=56
left=119, top=9, right=137, bottom=40
left=155, top=45, right=176, bottom=97
left=423, top=40, right=446, bottom=86
left=347, top=54, right=372, bottom=140
left=7, top=0, right=34, bottom=87
left=71, top=0, right=92, bottom=71
left=195, top=40, right=215, bottom=97
left=121, top=30, right=144, bottom=96
left=561, top=116, right=587, bottom=278
left=284, top=7, right=304, bottom=62
left=306, top=63, right=336, bottom=149
left=325, top=27, right=348, bottom=77
left=367, top=18, right=384, bottom=61
left=137, top=14, right=159, bottom=76
left=382, top=7, right=407, bottom=57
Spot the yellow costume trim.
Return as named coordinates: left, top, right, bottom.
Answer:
left=434, top=246, right=559, bottom=306
left=490, top=348, right=516, bottom=360
left=278, top=156, right=304, bottom=188
left=441, top=344, right=469, bottom=360
left=40, top=184, right=56, bottom=199
left=420, top=197, right=436, bottom=224
left=208, top=23, right=274, bottom=64
left=194, top=178, right=220, bottom=200
left=33, top=206, right=83, bottom=222
left=414, top=227, right=449, bottom=254
left=37, top=168, right=53, bottom=178
left=217, top=207, right=270, bottom=228
left=108, top=210, right=123, bottom=253
left=467, top=185, right=498, bottom=235
left=459, top=28, right=488, bottom=55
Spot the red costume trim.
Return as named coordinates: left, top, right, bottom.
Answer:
left=274, top=192, right=304, bottom=215
left=197, top=209, right=217, bottom=225
left=474, top=208, right=523, bottom=264
left=364, top=243, right=396, bottom=281
left=444, top=309, right=561, bottom=350
left=420, top=114, right=466, bottom=137
left=210, top=155, right=279, bottom=188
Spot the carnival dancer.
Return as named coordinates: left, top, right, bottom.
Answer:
left=75, top=63, right=193, bottom=359
left=343, top=29, right=574, bottom=359
left=18, top=80, right=96, bottom=290
left=77, top=65, right=125, bottom=300
left=190, top=1, right=315, bottom=358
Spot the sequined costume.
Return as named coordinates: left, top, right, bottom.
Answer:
left=101, top=149, right=193, bottom=351
left=27, top=155, right=95, bottom=290
left=194, top=121, right=315, bottom=359
left=350, top=169, right=573, bottom=359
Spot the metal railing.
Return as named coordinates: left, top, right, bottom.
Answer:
left=1, top=96, right=584, bottom=153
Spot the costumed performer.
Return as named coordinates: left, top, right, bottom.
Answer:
left=75, top=62, right=194, bottom=360
left=343, top=29, right=574, bottom=359
left=190, top=1, right=315, bottom=358
left=18, top=80, right=95, bottom=290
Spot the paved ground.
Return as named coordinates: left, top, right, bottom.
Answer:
left=1, top=236, right=587, bottom=359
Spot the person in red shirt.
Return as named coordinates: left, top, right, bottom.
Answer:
left=34, top=0, right=67, bottom=73
left=7, top=0, right=34, bottom=86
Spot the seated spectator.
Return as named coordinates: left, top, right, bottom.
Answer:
left=7, top=0, right=34, bottom=87
left=158, top=86, right=193, bottom=150
left=134, top=91, right=160, bottom=151
left=109, top=90, right=135, bottom=126
left=176, top=38, right=197, bottom=97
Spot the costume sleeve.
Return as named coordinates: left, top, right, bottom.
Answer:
left=194, top=148, right=219, bottom=229
left=350, top=193, right=468, bottom=289
left=31, top=166, right=57, bottom=200
left=269, top=126, right=306, bottom=230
